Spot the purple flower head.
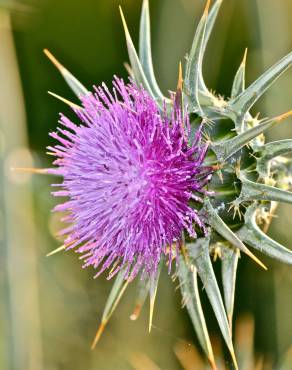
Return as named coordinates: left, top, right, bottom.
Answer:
left=48, top=77, right=211, bottom=280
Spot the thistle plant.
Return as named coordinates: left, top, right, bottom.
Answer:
left=33, top=0, right=292, bottom=369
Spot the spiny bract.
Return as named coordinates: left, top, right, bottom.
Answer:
left=43, top=1, right=292, bottom=369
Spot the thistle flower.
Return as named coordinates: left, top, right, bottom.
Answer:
left=48, top=77, right=211, bottom=281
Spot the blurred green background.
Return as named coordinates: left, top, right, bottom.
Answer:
left=0, top=0, right=291, bottom=369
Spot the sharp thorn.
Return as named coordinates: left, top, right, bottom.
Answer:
left=43, top=48, right=65, bottom=72
left=230, top=346, right=239, bottom=370
left=242, top=48, right=248, bottom=66
left=275, top=110, right=292, bottom=122
left=46, top=245, right=66, bottom=257
left=177, top=62, right=183, bottom=91
left=228, top=313, right=233, bottom=332
left=119, top=6, right=128, bottom=35
left=148, top=297, right=154, bottom=333
left=209, top=358, right=219, bottom=370
left=11, top=167, right=49, bottom=175
left=204, top=0, right=211, bottom=15
left=91, top=321, right=106, bottom=349
left=123, top=62, right=133, bottom=77
left=48, top=91, right=82, bottom=110
left=130, top=304, right=142, bottom=321
left=244, top=247, right=267, bottom=271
